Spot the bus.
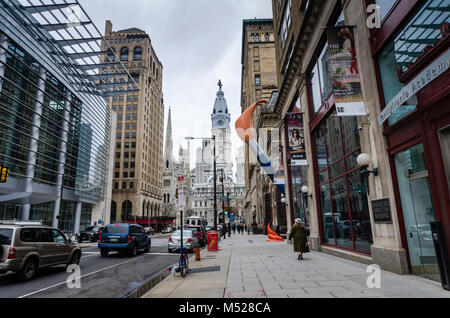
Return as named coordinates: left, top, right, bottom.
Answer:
left=186, top=216, right=207, bottom=227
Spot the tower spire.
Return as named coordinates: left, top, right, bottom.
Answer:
left=163, top=107, right=173, bottom=169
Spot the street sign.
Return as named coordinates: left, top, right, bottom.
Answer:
left=177, top=176, right=185, bottom=211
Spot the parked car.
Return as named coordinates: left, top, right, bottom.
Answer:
left=98, top=223, right=151, bottom=257
left=184, top=225, right=207, bottom=247
left=0, top=223, right=82, bottom=281
left=168, top=229, right=199, bottom=253
left=144, top=227, right=154, bottom=235
left=162, top=227, right=173, bottom=234
left=76, top=226, right=104, bottom=243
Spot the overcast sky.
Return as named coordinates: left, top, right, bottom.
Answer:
left=79, top=0, right=273, bottom=170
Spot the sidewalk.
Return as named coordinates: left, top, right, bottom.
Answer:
left=143, top=234, right=450, bottom=298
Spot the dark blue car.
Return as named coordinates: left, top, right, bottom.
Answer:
left=98, top=223, right=151, bottom=257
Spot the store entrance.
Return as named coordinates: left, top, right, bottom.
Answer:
left=394, top=144, right=440, bottom=282
left=438, top=126, right=450, bottom=195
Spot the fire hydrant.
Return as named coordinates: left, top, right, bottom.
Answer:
left=194, top=242, right=201, bottom=261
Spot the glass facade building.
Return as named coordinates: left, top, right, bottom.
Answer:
left=0, top=1, right=134, bottom=234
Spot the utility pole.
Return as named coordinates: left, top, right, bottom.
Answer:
left=220, top=169, right=226, bottom=239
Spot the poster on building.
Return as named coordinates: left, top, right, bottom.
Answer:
left=274, top=145, right=286, bottom=189
left=286, top=113, right=307, bottom=166
left=327, top=26, right=367, bottom=117
left=177, top=176, right=184, bottom=211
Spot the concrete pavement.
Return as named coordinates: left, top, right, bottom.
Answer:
left=143, top=234, right=450, bottom=298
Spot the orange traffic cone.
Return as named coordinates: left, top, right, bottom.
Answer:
left=266, top=224, right=284, bottom=242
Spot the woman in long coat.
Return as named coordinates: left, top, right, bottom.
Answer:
left=289, top=218, right=308, bottom=260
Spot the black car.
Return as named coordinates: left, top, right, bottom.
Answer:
left=77, top=226, right=104, bottom=243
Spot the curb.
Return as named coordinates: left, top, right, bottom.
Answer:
left=120, top=264, right=175, bottom=298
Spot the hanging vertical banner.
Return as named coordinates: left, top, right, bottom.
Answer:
left=327, top=26, right=367, bottom=116
left=274, top=145, right=286, bottom=187
left=286, top=113, right=307, bottom=166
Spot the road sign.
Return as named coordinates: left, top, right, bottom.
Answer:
left=178, top=176, right=185, bottom=211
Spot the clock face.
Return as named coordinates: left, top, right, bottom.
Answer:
left=218, top=120, right=224, bottom=126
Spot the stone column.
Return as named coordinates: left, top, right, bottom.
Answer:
left=21, top=67, right=47, bottom=221
left=52, top=90, right=72, bottom=228
left=73, top=201, right=82, bottom=236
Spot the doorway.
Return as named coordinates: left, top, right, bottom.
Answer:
left=438, top=126, right=450, bottom=192
left=394, top=143, right=440, bottom=282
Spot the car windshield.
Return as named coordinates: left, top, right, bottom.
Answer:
left=173, top=230, right=193, bottom=237
left=0, top=228, right=13, bottom=245
left=103, top=224, right=129, bottom=233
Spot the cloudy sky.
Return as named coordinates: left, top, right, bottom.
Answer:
left=79, top=0, right=273, bottom=169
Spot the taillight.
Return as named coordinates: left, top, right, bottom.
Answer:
left=188, top=238, right=193, bottom=243
left=98, top=234, right=102, bottom=243
left=127, top=235, right=132, bottom=243
left=8, top=247, right=16, bottom=259
left=169, top=237, right=172, bottom=242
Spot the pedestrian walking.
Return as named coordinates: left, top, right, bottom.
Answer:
left=288, top=218, right=309, bottom=260
left=232, top=223, right=236, bottom=235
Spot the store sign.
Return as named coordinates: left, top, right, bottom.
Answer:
left=286, top=113, right=307, bottom=166
left=327, top=26, right=367, bottom=117
left=378, top=48, right=450, bottom=126
left=371, top=198, right=392, bottom=223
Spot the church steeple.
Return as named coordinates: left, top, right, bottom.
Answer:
left=163, top=107, right=173, bottom=170
left=212, top=79, right=231, bottom=129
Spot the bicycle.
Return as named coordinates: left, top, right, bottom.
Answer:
left=175, top=246, right=189, bottom=277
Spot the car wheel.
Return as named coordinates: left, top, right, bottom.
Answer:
left=100, top=248, right=109, bottom=257
left=144, top=242, right=151, bottom=253
left=130, top=245, right=137, bottom=257
left=18, top=259, right=37, bottom=281
left=68, top=252, right=81, bottom=266
left=78, top=239, right=83, bottom=244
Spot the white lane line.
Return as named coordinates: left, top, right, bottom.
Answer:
left=145, top=253, right=178, bottom=256
left=17, top=257, right=139, bottom=299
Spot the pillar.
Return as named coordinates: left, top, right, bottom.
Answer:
left=52, top=90, right=72, bottom=228
left=21, top=67, right=47, bottom=221
left=73, top=201, right=82, bottom=236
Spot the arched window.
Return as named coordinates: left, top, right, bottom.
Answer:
left=111, top=201, right=117, bottom=222
left=265, top=33, right=270, bottom=42
left=255, top=34, right=259, bottom=42
left=121, top=200, right=132, bottom=221
left=250, top=34, right=255, bottom=42
left=120, top=47, right=129, bottom=61
left=107, top=47, right=115, bottom=62
left=133, top=46, right=142, bottom=61
left=143, top=201, right=146, bottom=216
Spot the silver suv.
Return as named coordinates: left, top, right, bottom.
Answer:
left=0, top=222, right=82, bottom=281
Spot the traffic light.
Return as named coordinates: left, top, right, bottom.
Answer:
left=0, top=165, right=9, bottom=183
left=224, top=206, right=228, bottom=216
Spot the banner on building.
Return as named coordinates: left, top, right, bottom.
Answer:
left=286, top=112, right=307, bottom=166
left=327, top=26, right=367, bottom=117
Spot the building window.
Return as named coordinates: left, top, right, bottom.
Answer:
left=133, top=46, right=142, bottom=61
left=313, top=111, right=371, bottom=253
left=279, top=0, right=292, bottom=50
left=255, top=34, right=259, bottom=42
left=255, top=75, right=261, bottom=86
left=250, top=34, right=255, bottom=42
left=265, top=33, right=270, bottom=42
left=120, top=47, right=129, bottom=61
left=376, top=1, right=446, bottom=126
left=122, top=182, right=127, bottom=189
left=114, top=182, right=119, bottom=189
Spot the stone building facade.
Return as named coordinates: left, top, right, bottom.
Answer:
left=241, top=19, right=279, bottom=232
left=270, top=0, right=450, bottom=287
left=102, top=21, right=164, bottom=227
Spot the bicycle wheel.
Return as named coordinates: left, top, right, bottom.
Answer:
left=180, top=266, right=187, bottom=277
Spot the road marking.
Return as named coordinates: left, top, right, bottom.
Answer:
left=145, top=253, right=178, bottom=256
left=17, top=257, right=140, bottom=298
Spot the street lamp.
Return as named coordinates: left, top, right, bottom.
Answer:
left=357, top=153, right=379, bottom=177
left=302, top=186, right=313, bottom=199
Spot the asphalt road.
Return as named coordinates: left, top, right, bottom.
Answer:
left=0, top=238, right=181, bottom=298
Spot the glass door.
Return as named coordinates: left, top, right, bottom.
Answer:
left=394, top=144, right=440, bottom=282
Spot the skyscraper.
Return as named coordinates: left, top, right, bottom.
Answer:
left=103, top=21, right=164, bottom=226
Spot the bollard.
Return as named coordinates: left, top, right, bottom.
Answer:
left=195, top=246, right=200, bottom=261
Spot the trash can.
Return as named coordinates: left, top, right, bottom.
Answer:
left=207, top=230, right=218, bottom=251
left=430, top=221, right=450, bottom=291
